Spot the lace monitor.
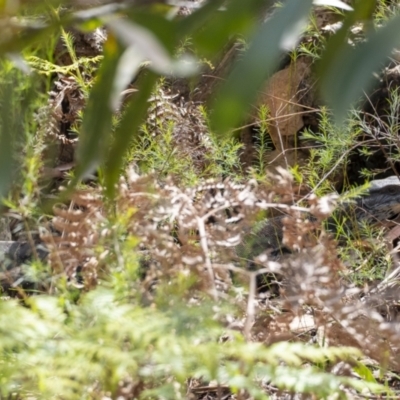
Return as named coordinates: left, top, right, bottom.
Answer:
left=2, top=176, right=400, bottom=291
left=239, top=176, right=400, bottom=260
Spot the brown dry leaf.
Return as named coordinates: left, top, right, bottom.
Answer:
left=260, top=62, right=308, bottom=138
left=255, top=58, right=311, bottom=170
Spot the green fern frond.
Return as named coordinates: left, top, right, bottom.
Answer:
left=27, top=55, right=103, bottom=77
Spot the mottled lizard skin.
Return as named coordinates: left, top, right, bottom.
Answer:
left=239, top=177, right=400, bottom=260
left=2, top=177, right=400, bottom=289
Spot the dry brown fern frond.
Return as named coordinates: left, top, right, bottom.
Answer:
left=41, top=189, right=104, bottom=288
left=37, top=168, right=400, bottom=375
left=114, top=168, right=312, bottom=298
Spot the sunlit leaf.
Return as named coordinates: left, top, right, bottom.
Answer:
left=7, top=53, right=31, bottom=74
left=124, top=10, right=177, bottom=53
left=313, top=0, right=353, bottom=10
left=210, top=0, right=313, bottom=134
left=74, top=2, right=127, bottom=21
left=109, top=46, right=144, bottom=111
left=107, top=17, right=173, bottom=74
left=107, top=17, right=197, bottom=77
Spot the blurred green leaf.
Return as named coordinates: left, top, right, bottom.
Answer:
left=351, top=0, right=377, bottom=21
left=107, top=17, right=197, bottom=77
left=317, top=0, right=375, bottom=80
left=177, top=0, right=225, bottom=38
left=0, top=65, right=35, bottom=198
left=210, top=0, right=313, bottom=134
left=107, top=16, right=174, bottom=72
left=109, top=46, right=143, bottom=110
left=190, top=0, right=272, bottom=57
left=320, top=13, right=400, bottom=122
left=75, top=34, right=123, bottom=180
left=105, top=71, right=157, bottom=196
left=0, top=23, right=56, bottom=55
left=124, top=10, right=177, bottom=54
left=0, top=81, right=17, bottom=197
left=354, top=362, right=377, bottom=383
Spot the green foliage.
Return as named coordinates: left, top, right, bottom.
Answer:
left=0, top=59, right=46, bottom=201
left=337, top=227, right=391, bottom=284
left=0, top=283, right=385, bottom=399
left=201, top=106, right=243, bottom=179
left=204, top=133, right=243, bottom=179
left=252, top=105, right=273, bottom=179
left=327, top=193, right=392, bottom=284
left=294, top=106, right=395, bottom=284
left=27, top=53, right=102, bottom=84
left=297, top=8, right=330, bottom=61
left=127, top=101, right=242, bottom=185
left=129, top=120, right=199, bottom=185
left=357, top=87, right=400, bottom=165
left=299, top=108, right=359, bottom=193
